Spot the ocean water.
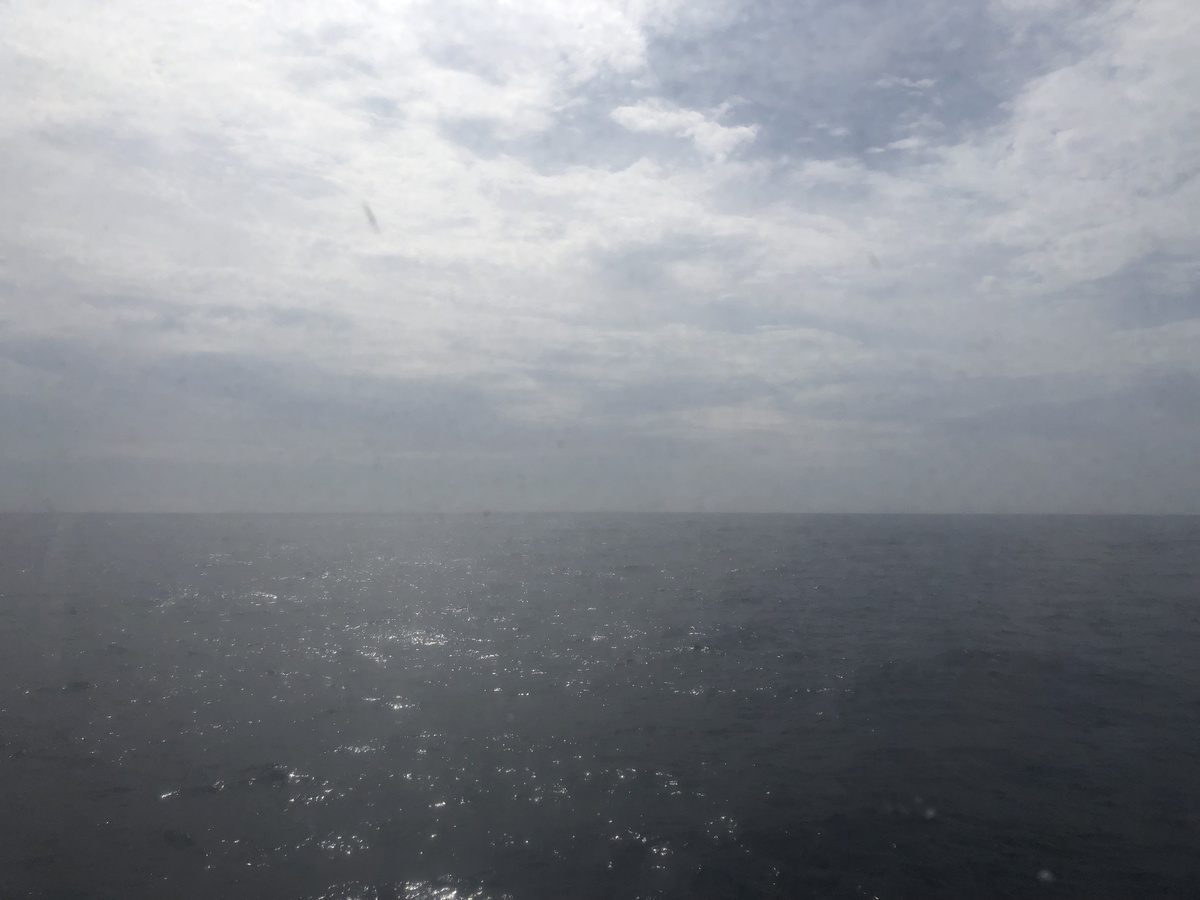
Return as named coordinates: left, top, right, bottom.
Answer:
left=0, top=513, right=1197, bottom=900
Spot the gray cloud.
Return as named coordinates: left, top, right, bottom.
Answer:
left=0, top=334, right=550, bottom=460
left=1067, top=252, right=1200, bottom=330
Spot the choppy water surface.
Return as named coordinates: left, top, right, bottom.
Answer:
left=1, top=513, right=1198, bottom=899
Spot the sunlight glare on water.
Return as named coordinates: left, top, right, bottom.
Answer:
left=0, top=513, right=1198, bottom=899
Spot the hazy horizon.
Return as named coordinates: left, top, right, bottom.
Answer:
left=3, top=0, right=1199, bottom=514
left=5, top=508, right=1199, bottom=518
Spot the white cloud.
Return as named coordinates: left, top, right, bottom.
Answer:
left=610, top=99, right=758, bottom=160
left=936, top=0, right=1200, bottom=292
left=873, top=76, right=936, bottom=90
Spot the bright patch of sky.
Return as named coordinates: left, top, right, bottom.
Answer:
left=1, top=0, right=1198, bottom=511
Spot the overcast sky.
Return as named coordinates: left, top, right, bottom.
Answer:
left=2, top=0, right=1198, bottom=513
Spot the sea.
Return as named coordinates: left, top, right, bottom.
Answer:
left=0, top=513, right=1197, bottom=899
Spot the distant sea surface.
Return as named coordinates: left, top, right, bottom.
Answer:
left=1, top=513, right=1198, bottom=899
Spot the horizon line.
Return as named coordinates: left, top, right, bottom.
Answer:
left=2, top=509, right=1198, bottom=518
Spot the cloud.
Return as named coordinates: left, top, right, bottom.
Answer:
left=610, top=99, right=758, bottom=160
left=873, top=76, right=937, bottom=91
left=0, top=0, right=1198, bottom=511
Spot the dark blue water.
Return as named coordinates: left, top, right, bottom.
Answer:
left=1, top=513, right=1197, bottom=899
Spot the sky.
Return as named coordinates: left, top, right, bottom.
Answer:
left=1, top=0, right=1198, bottom=513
